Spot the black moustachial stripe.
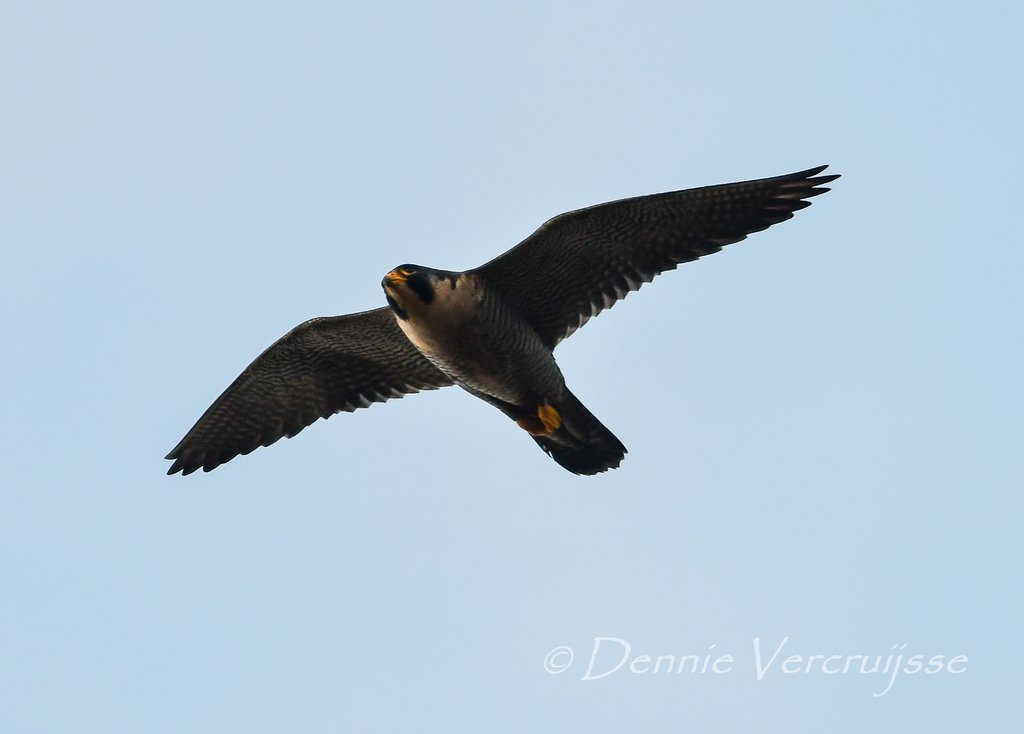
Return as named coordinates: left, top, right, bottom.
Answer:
left=385, top=293, right=408, bottom=321
left=406, top=274, right=435, bottom=305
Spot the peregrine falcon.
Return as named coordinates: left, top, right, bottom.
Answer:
left=166, top=165, right=839, bottom=476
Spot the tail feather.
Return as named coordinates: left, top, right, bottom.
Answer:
left=533, top=389, right=626, bottom=475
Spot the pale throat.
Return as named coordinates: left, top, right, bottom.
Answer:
left=393, top=273, right=477, bottom=359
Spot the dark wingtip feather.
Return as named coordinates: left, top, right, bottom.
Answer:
left=795, top=164, right=830, bottom=177
left=790, top=162, right=839, bottom=179
left=164, top=446, right=220, bottom=476
left=786, top=165, right=839, bottom=187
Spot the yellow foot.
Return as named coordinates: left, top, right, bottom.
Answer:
left=517, top=402, right=562, bottom=436
left=537, top=403, right=562, bottom=432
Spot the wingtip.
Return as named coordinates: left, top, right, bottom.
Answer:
left=785, top=165, right=840, bottom=192
left=165, top=446, right=186, bottom=475
left=794, top=164, right=840, bottom=180
left=165, top=452, right=200, bottom=476
left=800, top=164, right=830, bottom=177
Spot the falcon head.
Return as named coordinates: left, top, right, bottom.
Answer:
left=382, top=265, right=457, bottom=321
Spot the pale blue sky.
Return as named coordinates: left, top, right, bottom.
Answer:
left=1, top=1, right=1021, bottom=731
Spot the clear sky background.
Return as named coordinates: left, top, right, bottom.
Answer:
left=1, top=1, right=1021, bottom=731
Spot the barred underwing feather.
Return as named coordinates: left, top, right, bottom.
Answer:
left=165, top=308, right=452, bottom=475
left=473, top=166, right=838, bottom=348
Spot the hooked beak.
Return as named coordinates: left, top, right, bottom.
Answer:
left=382, top=269, right=407, bottom=289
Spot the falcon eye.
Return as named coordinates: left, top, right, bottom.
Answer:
left=398, top=266, right=415, bottom=277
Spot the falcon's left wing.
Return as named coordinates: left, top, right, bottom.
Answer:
left=473, top=165, right=839, bottom=349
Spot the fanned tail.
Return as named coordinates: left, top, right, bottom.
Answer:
left=532, top=388, right=626, bottom=475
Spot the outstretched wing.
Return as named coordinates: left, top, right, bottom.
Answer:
left=473, top=165, right=839, bottom=348
left=166, top=307, right=451, bottom=475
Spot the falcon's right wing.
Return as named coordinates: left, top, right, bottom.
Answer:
left=166, top=307, right=452, bottom=475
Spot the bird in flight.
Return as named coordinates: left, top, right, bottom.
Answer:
left=167, top=165, right=839, bottom=476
